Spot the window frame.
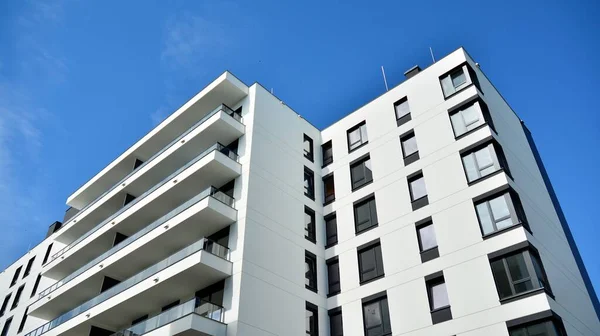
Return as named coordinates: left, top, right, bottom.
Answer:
left=322, top=140, right=333, bottom=167
left=1, top=316, right=12, bottom=336
left=408, top=172, right=428, bottom=210
left=10, top=285, right=24, bottom=310
left=327, top=257, right=341, bottom=297
left=448, top=97, right=495, bottom=139
left=474, top=188, right=529, bottom=238
left=439, top=62, right=482, bottom=99
left=30, top=274, right=41, bottom=298
left=304, top=134, right=314, bottom=162
left=425, top=272, right=453, bottom=324
left=306, top=302, right=319, bottom=336
left=323, top=173, right=336, bottom=205
left=42, top=243, right=53, bottom=265
left=353, top=194, right=379, bottom=234
left=416, top=217, right=439, bottom=263
left=400, top=130, right=419, bottom=166
left=304, top=166, right=315, bottom=200
left=10, top=266, right=22, bottom=287
left=357, top=240, right=385, bottom=285
left=347, top=121, right=368, bottom=153
left=0, top=294, right=11, bottom=317
left=17, top=307, right=28, bottom=333
left=305, top=251, right=318, bottom=292
left=325, top=212, right=338, bottom=248
left=506, top=311, right=567, bottom=336
left=23, top=257, right=35, bottom=278
left=329, top=307, right=344, bottom=336
left=361, top=292, right=392, bottom=336
left=461, top=141, right=511, bottom=184
left=349, top=154, right=373, bottom=191
left=394, top=97, right=411, bottom=127
left=304, top=206, right=316, bottom=243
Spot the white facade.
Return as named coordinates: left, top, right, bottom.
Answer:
left=1, top=48, right=599, bottom=336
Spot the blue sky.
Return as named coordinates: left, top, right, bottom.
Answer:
left=0, top=0, right=598, bottom=296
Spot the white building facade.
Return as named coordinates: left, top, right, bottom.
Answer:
left=0, top=47, right=599, bottom=336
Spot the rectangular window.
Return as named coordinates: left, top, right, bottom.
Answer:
left=327, top=258, right=340, bottom=296
left=10, top=266, right=22, bottom=287
left=42, top=243, right=53, bottom=265
left=17, top=307, right=28, bottom=333
left=400, top=131, right=419, bottom=165
left=449, top=99, right=493, bottom=138
left=350, top=155, right=373, bottom=191
left=354, top=195, right=379, bottom=233
left=362, top=294, right=392, bottom=336
left=0, top=294, right=11, bottom=317
left=304, top=134, right=314, bottom=162
left=323, top=173, right=335, bottom=204
left=440, top=63, right=480, bottom=98
left=1, top=317, right=12, bottom=336
left=394, top=97, right=411, bottom=126
left=329, top=308, right=343, bottom=336
left=509, top=318, right=565, bottom=336
left=358, top=240, right=385, bottom=284
left=490, top=249, right=551, bottom=301
left=347, top=122, right=368, bottom=152
left=30, top=274, right=41, bottom=298
left=322, top=141, right=333, bottom=167
left=462, top=142, right=510, bottom=183
left=23, top=257, right=35, bottom=278
left=10, top=285, right=24, bottom=310
left=304, top=167, right=315, bottom=200
left=306, top=302, right=319, bottom=336
left=305, top=207, right=316, bottom=243
left=416, top=218, right=439, bottom=263
left=408, top=172, right=428, bottom=210
left=305, top=251, right=317, bottom=292
left=325, top=213, right=338, bottom=248
left=426, top=273, right=453, bottom=324
left=475, top=190, right=527, bottom=236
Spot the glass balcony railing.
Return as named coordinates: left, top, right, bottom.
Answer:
left=49, top=142, right=239, bottom=264
left=51, top=104, right=242, bottom=252
left=37, top=186, right=234, bottom=300
left=110, top=297, right=224, bottom=336
left=25, top=239, right=230, bottom=336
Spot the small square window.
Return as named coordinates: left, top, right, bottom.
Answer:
left=408, top=172, right=428, bottom=210
left=358, top=240, right=384, bottom=284
left=475, top=189, right=527, bottom=236
left=304, top=134, right=314, bottom=162
left=350, top=155, right=373, bottom=191
left=323, top=173, right=335, bottom=205
left=325, top=213, right=338, bottom=248
left=394, top=97, right=411, bottom=126
left=305, top=207, right=316, bottom=243
left=440, top=63, right=481, bottom=98
left=327, top=258, right=340, bottom=296
left=400, top=131, right=419, bottom=165
left=322, top=141, right=333, bottom=167
left=304, top=167, right=315, bottom=200
left=462, top=142, right=510, bottom=183
left=347, top=122, right=368, bottom=152
left=362, top=294, right=392, bottom=336
left=449, top=99, right=494, bottom=138
left=305, top=252, right=318, bottom=292
left=354, top=195, right=379, bottom=234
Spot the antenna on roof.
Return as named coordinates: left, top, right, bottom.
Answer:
left=429, top=47, right=436, bottom=63
left=270, top=88, right=274, bottom=94
left=381, top=66, right=389, bottom=91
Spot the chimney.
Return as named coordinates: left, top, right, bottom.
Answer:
left=404, top=65, right=421, bottom=79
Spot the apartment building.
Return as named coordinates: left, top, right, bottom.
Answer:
left=0, top=47, right=599, bottom=336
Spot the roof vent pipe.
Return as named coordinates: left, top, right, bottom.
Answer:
left=404, top=65, right=421, bottom=79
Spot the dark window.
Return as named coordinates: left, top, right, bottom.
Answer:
left=440, top=63, right=480, bottom=98
left=327, top=258, right=340, bottom=296
left=195, top=280, right=225, bottom=306
left=123, top=193, right=136, bottom=206
left=10, top=266, right=22, bottom=287
left=449, top=98, right=494, bottom=138
left=475, top=190, right=527, bottom=236
left=490, top=249, right=551, bottom=301
left=1, top=317, right=12, bottom=336
left=416, top=219, right=439, bottom=263
left=304, top=134, right=314, bottom=162
left=0, top=294, right=11, bottom=317
left=354, top=195, right=379, bottom=233
left=325, top=213, right=338, bottom=248
left=304, top=167, right=315, bottom=200
left=23, top=257, right=35, bottom=279
left=358, top=241, right=385, bottom=284
left=329, top=308, right=344, bottom=336
left=131, top=314, right=149, bottom=326
left=133, top=158, right=144, bottom=170
left=30, top=274, right=41, bottom=298
left=323, top=174, right=335, bottom=204
left=305, top=207, right=316, bottom=243
left=347, top=122, right=368, bottom=152
left=426, top=274, right=452, bottom=324
left=306, top=302, right=319, bottom=336
left=362, top=294, right=391, bottom=336
left=400, top=131, right=419, bottom=165
left=394, top=97, right=411, bottom=127
left=350, top=155, right=373, bottom=191
left=508, top=318, right=565, bottom=336
left=408, top=172, right=428, bottom=210
left=322, top=141, right=333, bottom=167
left=11, top=285, right=24, bottom=310
left=42, top=243, right=53, bottom=265
left=462, top=142, right=510, bottom=183
left=305, top=252, right=317, bottom=292
left=17, top=307, right=28, bottom=333
left=161, top=300, right=180, bottom=312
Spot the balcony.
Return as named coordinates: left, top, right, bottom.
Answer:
left=25, top=239, right=232, bottom=336
left=54, top=104, right=244, bottom=246
left=111, top=297, right=226, bottom=336
left=42, top=143, right=241, bottom=280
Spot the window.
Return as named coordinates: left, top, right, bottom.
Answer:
left=10, top=266, right=22, bottom=287
left=305, top=252, right=317, bottom=292
left=123, top=193, right=136, bottom=206
left=475, top=190, right=527, bottom=236
left=131, top=314, right=149, bottom=326
left=322, top=141, right=333, bottom=167
left=347, top=122, right=368, bottom=152
left=304, top=167, right=315, bottom=200
left=358, top=240, right=385, bottom=284
left=304, top=134, right=314, bottom=162
left=323, top=173, right=335, bottom=204
left=426, top=273, right=453, bottom=324
left=416, top=218, right=439, bottom=263
left=327, top=257, right=340, bottom=296
left=304, top=207, right=316, bottom=243
left=30, top=274, right=41, bottom=297
left=449, top=99, right=493, bottom=138
left=306, top=302, right=319, bottom=336
left=11, top=285, right=24, bottom=310
left=23, top=257, right=35, bottom=278
left=408, top=172, right=428, bottom=210
left=354, top=195, right=379, bottom=233
left=350, top=155, right=373, bottom=191
left=400, top=131, right=419, bottom=165
left=17, top=307, right=28, bottom=333
left=42, top=243, right=53, bottom=265
left=462, top=142, right=510, bottom=183
left=133, top=158, right=144, bottom=170
left=394, top=97, right=411, bottom=126
left=325, top=213, right=338, bottom=248
left=362, top=293, right=392, bottom=336
left=508, top=316, right=566, bottom=336
left=0, top=294, right=10, bottom=317
left=1, top=317, right=12, bottom=336
left=440, top=63, right=481, bottom=98
left=161, top=300, right=180, bottom=312
left=490, top=248, right=551, bottom=301
left=329, top=308, right=343, bottom=336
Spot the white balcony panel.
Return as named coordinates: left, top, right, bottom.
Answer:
left=143, top=314, right=227, bottom=336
